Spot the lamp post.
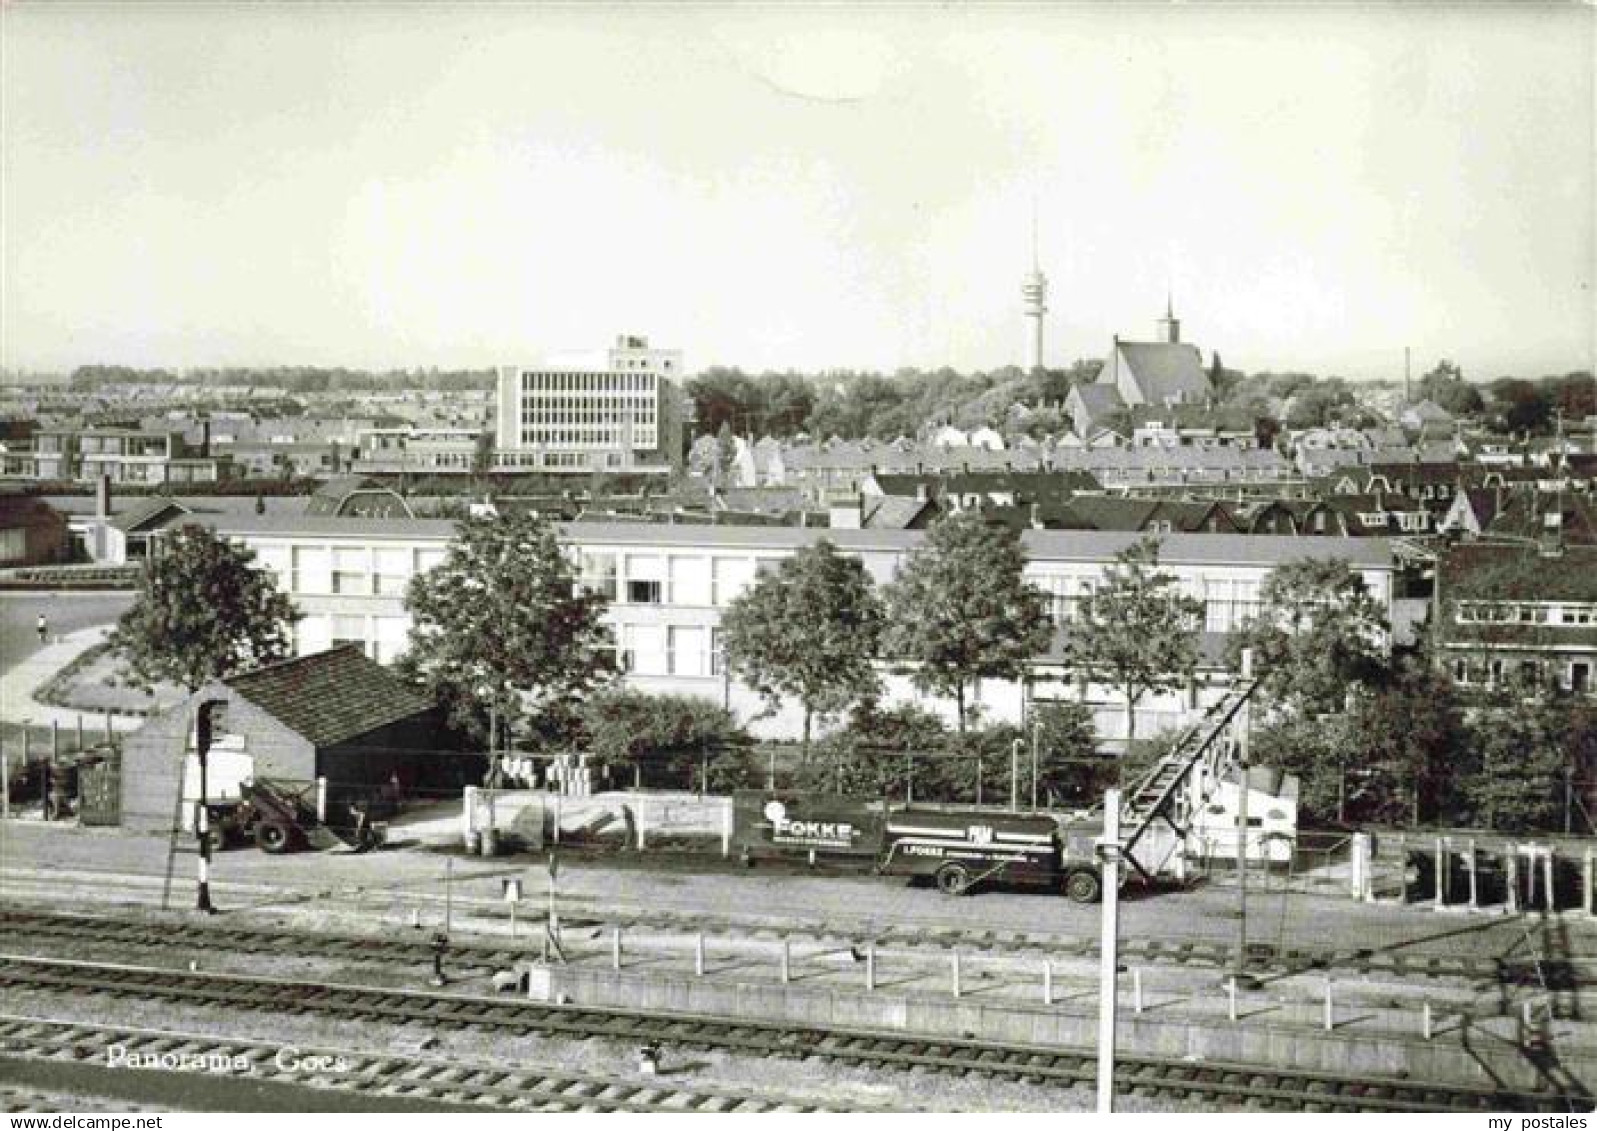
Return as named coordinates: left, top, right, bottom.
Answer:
left=1010, top=738, right=1023, bottom=812
left=1031, top=721, right=1041, bottom=811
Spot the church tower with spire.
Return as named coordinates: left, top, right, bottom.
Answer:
left=1156, top=293, right=1181, bottom=344
left=1020, top=206, right=1048, bottom=371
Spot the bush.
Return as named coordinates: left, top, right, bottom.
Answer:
left=578, top=688, right=753, bottom=791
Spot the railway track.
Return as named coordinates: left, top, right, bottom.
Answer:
left=0, top=1014, right=860, bottom=1113
left=1, top=904, right=1580, bottom=990
left=0, top=953, right=1586, bottom=1112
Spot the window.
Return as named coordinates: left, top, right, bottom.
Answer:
left=331, top=546, right=370, bottom=595
left=1572, top=662, right=1590, bottom=694
left=711, top=557, right=755, bottom=605
left=669, top=556, right=711, bottom=606
left=373, top=547, right=410, bottom=596
left=415, top=548, right=445, bottom=576
left=667, top=626, right=708, bottom=677
left=628, top=578, right=663, bottom=604
left=625, top=556, right=665, bottom=604
left=331, top=615, right=367, bottom=652
left=579, top=551, right=618, bottom=600
left=1452, top=659, right=1468, bottom=684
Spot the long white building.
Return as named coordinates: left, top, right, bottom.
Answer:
left=159, top=514, right=1401, bottom=746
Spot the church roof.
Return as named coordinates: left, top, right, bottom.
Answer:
left=1108, top=341, right=1212, bottom=406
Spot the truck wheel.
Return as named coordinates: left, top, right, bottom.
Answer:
left=1064, top=869, right=1102, bottom=904
left=256, top=822, right=292, bottom=854
left=936, top=862, right=972, bottom=896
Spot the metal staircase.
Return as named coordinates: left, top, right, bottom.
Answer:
left=1119, top=679, right=1258, bottom=880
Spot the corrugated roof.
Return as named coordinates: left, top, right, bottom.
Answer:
left=222, top=645, right=434, bottom=747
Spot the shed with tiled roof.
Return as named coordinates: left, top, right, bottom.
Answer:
left=119, top=646, right=479, bottom=833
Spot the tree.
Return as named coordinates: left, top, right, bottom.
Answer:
left=809, top=701, right=948, bottom=798
left=721, top=539, right=885, bottom=752
left=1065, top=537, right=1203, bottom=752
left=1230, top=558, right=1390, bottom=715
left=579, top=688, right=753, bottom=791
left=1463, top=690, right=1568, bottom=833
left=1417, top=360, right=1484, bottom=415
left=881, top=511, right=1052, bottom=733
left=1344, top=661, right=1467, bottom=826
left=107, top=524, right=299, bottom=693
left=400, top=511, right=615, bottom=741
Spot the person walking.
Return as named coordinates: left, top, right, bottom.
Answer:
left=35, top=613, right=48, bottom=644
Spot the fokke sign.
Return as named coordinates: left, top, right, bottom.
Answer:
left=764, top=800, right=859, bottom=850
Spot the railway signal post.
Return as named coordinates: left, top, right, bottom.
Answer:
left=194, top=701, right=224, bottom=916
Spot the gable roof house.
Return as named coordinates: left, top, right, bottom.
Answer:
left=118, top=646, right=480, bottom=834
left=1436, top=542, right=1597, bottom=701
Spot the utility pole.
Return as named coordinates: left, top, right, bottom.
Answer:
left=1096, top=787, right=1123, bottom=1114
left=1233, top=650, right=1254, bottom=983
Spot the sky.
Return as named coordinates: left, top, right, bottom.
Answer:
left=3, top=3, right=1593, bottom=382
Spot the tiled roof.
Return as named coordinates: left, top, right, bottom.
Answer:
left=222, top=645, right=434, bottom=748
left=110, top=498, right=191, bottom=533
left=1111, top=342, right=1213, bottom=405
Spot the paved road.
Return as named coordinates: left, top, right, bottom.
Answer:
left=4, top=819, right=1587, bottom=961
left=0, top=592, right=134, bottom=676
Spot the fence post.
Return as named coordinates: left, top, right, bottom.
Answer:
left=1351, top=833, right=1372, bottom=902
left=865, top=942, right=875, bottom=992
left=553, top=792, right=563, bottom=846
left=1226, top=977, right=1238, bottom=1022
left=52, top=720, right=59, bottom=759
left=1467, top=839, right=1479, bottom=910
left=1043, top=959, right=1052, bottom=1005
left=767, top=747, right=776, bottom=791
left=316, top=777, right=328, bottom=823
left=1133, top=968, right=1143, bottom=1014
left=780, top=939, right=790, bottom=984
left=1323, top=978, right=1334, bottom=1031
left=951, top=952, right=961, bottom=998
left=1, top=746, right=9, bottom=820
left=694, top=931, right=705, bottom=977
left=1507, top=850, right=1520, bottom=913
left=1543, top=849, right=1556, bottom=913
left=1422, top=1000, right=1433, bottom=1040
left=721, top=800, right=732, bottom=858
left=612, top=927, right=622, bottom=970
left=76, top=714, right=84, bottom=752
left=461, top=786, right=478, bottom=850
left=1584, top=847, right=1594, bottom=917
left=636, top=800, right=646, bottom=851
left=104, top=712, right=112, bottom=744
left=1434, top=838, right=1446, bottom=911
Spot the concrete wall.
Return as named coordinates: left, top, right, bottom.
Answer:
left=119, top=703, right=191, bottom=832
left=535, top=964, right=1596, bottom=1095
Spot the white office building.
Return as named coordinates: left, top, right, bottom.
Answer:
left=494, top=334, right=684, bottom=474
